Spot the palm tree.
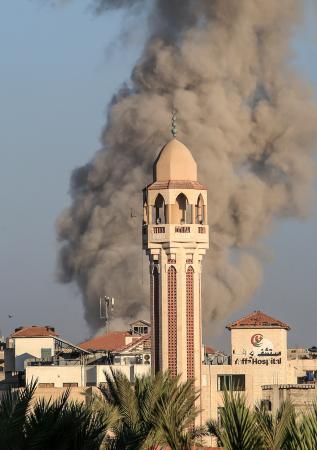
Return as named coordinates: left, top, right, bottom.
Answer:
left=206, top=390, right=263, bottom=450
left=151, top=374, right=205, bottom=450
left=300, top=403, right=317, bottom=450
left=0, top=381, right=114, bottom=450
left=24, top=389, right=108, bottom=450
left=100, top=369, right=202, bottom=450
left=100, top=369, right=164, bottom=450
left=0, top=381, right=36, bottom=450
left=254, top=401, right=295, bottom=450
left=285, top=403, right=317, bottom=450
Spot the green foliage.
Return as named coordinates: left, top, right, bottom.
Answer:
left=100, top=369, right=201, bottom=450
left=149, top=374, right=205, bottom=450
left=4, top=374, right=317, bottom=450
left=207, top=393, right=317, bottom=450
left=0, top=381, right=36, bottom=450
left=285, top=403, right=317, bottom=450
left=255, top=401, right=295, bottom=450
left=206, top=390, right=263, bottom=450
left=0, top=382, right=113, bottom=450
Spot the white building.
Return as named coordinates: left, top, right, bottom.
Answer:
left=4, top=325, right=90, bottom=388
left=2, top=323, right=151, bottom=392
left=200, top=310, right=317, bottom=424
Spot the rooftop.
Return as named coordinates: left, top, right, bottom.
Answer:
left=129, top=319, right=151, bottom=327
left=118, top=333, right=151, bottom=353
left=79, top=331, right=135, bottom=352
left=226, top=311, right=290, bottom=330
left=11, top=326, right=58, bottom=338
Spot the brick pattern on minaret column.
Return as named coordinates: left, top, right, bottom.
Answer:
left=153, top=266, right=160, bottom=373
left=186, top=266, right=194, bottom=380
left=167, top=266, right=177, bottom=377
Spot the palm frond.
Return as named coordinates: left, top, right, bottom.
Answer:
left=207, top=390, right=263, bottom=450
left=255, top=400, right=295, bottom=449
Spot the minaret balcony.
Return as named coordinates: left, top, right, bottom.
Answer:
left=143, top=223, right=209, bottom=245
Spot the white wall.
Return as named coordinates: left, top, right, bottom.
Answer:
left=85, top=364, right=151, bottom=386
left=26, top=365, right=85, bottom=388
left=14, top=337, right=55, bottom=371
left=26, top=363, right=151, bottom=388
left=231, top=328, right=288, bottom=364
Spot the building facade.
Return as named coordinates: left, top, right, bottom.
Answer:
left=142, top=138, right=209, bottom=399
left=200, top=311, right=317, bottom=424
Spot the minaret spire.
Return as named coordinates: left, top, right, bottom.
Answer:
left=171, top=109, right=177, bottom=138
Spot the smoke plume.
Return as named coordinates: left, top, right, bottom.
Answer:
left=57, top=0, right=317, bottom=338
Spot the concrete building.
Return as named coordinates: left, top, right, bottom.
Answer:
left=79, top=320, right=151, bottom=366
left=4, top=325, right=91, bottom=388
left=1, top=322, right=151, bottom=395
left=200, top=310, right=317, bottom=424
left=7, top=326, right=58, bottom=372
left=142, top=137, right=209, bottom=406
left=140, top=135, right=317, bottom=431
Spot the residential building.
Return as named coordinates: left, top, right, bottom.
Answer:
left=1, top=321, right=151, bottom=392
left=4, top=325, right=90, bottom=388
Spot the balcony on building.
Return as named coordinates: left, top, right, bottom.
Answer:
left=142, top=191, right=209, bottom=246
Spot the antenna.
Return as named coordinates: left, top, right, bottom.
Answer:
left=100, top=296, right=115, bottom=333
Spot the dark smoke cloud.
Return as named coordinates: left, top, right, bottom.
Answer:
left=56, top=0, right=317, bottom=338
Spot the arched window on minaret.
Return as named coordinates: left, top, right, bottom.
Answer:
left=153, top=194, right=166, bottom=224
left=195, top=194, right=205, bottom=224
left=175, top=193, right=192, bottom=224
left=143, top=201, right=148, bottom=225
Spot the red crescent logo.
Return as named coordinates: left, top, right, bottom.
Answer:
left=251, top=333, right=263, bottom=347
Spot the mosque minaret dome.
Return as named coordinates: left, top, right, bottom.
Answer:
left=154, top=138, right=197, bottom=182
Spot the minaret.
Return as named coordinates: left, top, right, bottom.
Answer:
left=142, top=128, right=209, bottom=395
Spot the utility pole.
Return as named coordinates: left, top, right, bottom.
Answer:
left=99, top=296, right=115, bottom=333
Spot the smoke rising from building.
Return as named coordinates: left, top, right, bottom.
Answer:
left=56, top=0, right=317, bottom=338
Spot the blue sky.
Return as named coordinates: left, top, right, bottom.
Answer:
left=1, top=0, right=316, bottom=347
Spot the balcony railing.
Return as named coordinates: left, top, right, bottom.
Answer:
left=27, top=358, right=83, bottom=367
left=153, top=226, right=165, bottom=234
left=143, top=224, right=209, bottom=244
left=175, top=226, right=190, bottom=233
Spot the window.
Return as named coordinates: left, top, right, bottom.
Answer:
left=217, top=374, right=245, bottom=391
left=176, top=193, right=191, bottom=224
left=41, top=348, right=52, bottom=360
left=63, top=382, right=78, bottom=387
left=153, top=194, right=166, bottom=224
left=38, top=383, right=54, bottom=388
left=143, top=201, right=148, bottom=225
left=195, top=194, right=205, bottom=224
left=260, top=400, right=272, bottom=411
